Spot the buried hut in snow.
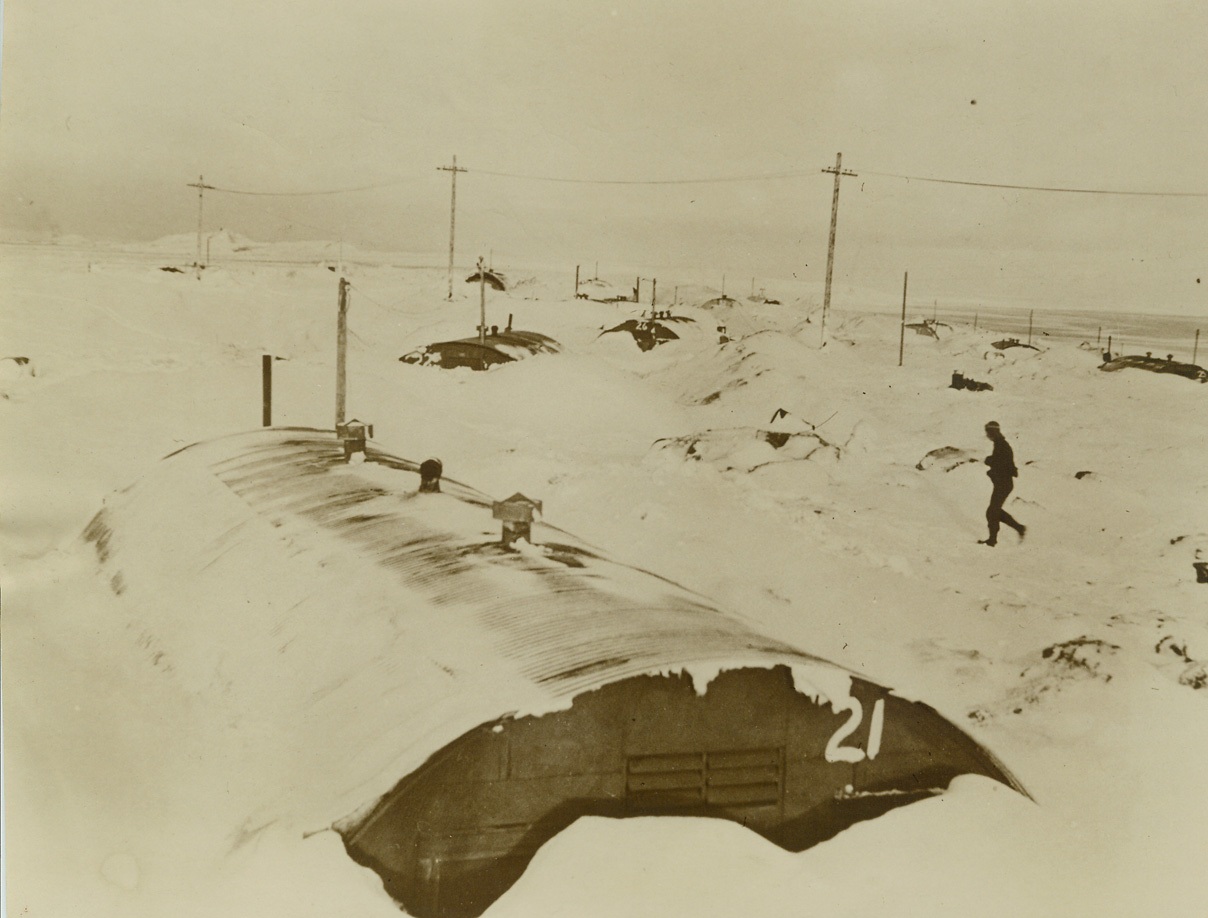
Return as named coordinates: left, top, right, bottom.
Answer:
left=400, top=325, right=561, bottom=370
left=82, top=427, right=1027, bottom=918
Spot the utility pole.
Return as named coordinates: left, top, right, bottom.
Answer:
left=898, top=272, right=909, bottom=367
left=262, top=354, right=273, bottom=427
left=336, top=277, right=349, bottom=428
left=186, top=175, right=214, bottom=278
left=819, top=153, right=857, bottom=346
left=478, top=256, right=487, bottom=348
left=437, top=155, right=467, bottom=301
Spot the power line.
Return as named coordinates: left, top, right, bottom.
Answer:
left=194, top=164, right=1208, bottom=198
left=860, top=170, right=1208, bottom=198
left=201, top=178, right=415, bottom=196
left=468, top=167, right=820, bottom=185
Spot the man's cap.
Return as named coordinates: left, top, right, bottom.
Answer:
left=984, top=420, right=1001, bottom=430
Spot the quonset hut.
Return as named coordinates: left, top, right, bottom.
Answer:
left=83, top=428, right=1025, bottom=918
left=400, top=330, right=561, bottom=370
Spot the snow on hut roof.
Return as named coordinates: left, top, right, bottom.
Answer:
left=465, top=268, right=507, bottom=290
left=83, top=427, right=859, bottom=828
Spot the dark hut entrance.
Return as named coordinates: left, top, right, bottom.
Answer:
left=340, top=665, right=1017, bottom=918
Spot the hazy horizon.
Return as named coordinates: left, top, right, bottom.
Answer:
left=2, top=1, right=1206, bottom=315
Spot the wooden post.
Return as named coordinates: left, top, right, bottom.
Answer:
left=478, top=256, right=487, bottom=352
left=1107, top=335, right=1112, bottom=358
left=1027, top=309, right=1034, bottom=346
left=1097, top=326, right=1102, bottom=345
left=437, top=155, right=467, bottom=301
left=1194, top=329, right=1201, bottom=365
left=336, top=278, right=349, bottom=428
left=898, top=272, right=908, bottom=367
left=478, top=257, right=487, bottom=344
left=575, top=265, right=580, bottom=297
left=652, top=277, right=657, bottom=307
left=974, top=311, right=978, bottom=331
left=262, top=354, right=272, bottom=427
left=186, top=175, right=214, bottom=278
left=820, top=152, right=857, bottom=347
left=635, top=275, right=640, bottom=303
left=195, top=175, right=204, bottom=275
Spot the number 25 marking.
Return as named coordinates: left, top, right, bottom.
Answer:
left=825, top=697, right=885, bottom=763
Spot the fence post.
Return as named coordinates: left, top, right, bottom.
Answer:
left=262, top=354, right=272, bottom=426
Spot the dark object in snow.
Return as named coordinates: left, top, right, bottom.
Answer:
left=419, top=458, right=443, bottom=493
left=600, top=317, right=682, bottom=352
left=400, top=330, right=561, bottom=370
left=1074, top=470, right=1094, bottom=480
left=88, top=427, right=1029, bottom=918
left=1195, top=562, right=1208, bottom=583
left=992, top=338, right=1039, bottom=351
left=906, top=318, right=950, bottom=339
left=915, top=446, right=979, bottom=472
left=159, top=265, right=184, bottom=273
left=654, top=426, right=840, bottom=471
left=950, top=371, right=993, bottom=392
left=1098, top=354, right=1207, bottom=383
left=465, top=269, right=507, bottom=291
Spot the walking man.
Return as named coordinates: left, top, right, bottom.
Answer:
left=980, top=421, right=1026, bottom=546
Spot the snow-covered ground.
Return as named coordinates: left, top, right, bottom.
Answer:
left=3, top=239, right=1206, bottom=917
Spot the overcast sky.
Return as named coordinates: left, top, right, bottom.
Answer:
left=1, top=0, right=1205, bottom=313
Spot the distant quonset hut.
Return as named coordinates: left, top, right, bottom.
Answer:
left=464, top=268, right=507, bottom=291
left=83, top=429, right=1025, bottom=918
left=401, top=329, right=561, bottom=370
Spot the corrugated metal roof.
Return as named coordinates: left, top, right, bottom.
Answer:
left=191, top=429, right=827, bottom=698
left=81, top=428, right=895, bottom=828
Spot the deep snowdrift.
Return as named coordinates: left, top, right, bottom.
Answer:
left=3, top=241, right=1206, bottom=917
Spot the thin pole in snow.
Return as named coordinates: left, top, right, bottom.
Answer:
left=974, top=311, right=978, bottom=331
left=898, top=272, right=908, bottom=367
left=1027, top=309, right=1034, bottom=346
left=1194, top=329, right=1201, bottom=365
left=820, top=152, right=857, bottom=347
left=262, top=354, right=272, bottom=427
left=437, top=155, right=467, bottom=301
left=652, top=278, right=657, bottom=307
left=478, top=256, right=487, bottom=348
left=186, top=175, right=214, bottom=278
left=575, top=264, right=580, bottom=298
left=336, top=278, right=349, bottom=428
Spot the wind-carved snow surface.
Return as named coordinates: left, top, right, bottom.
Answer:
left=3, top=241, right=1208, bottom=918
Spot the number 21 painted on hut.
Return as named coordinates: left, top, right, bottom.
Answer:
left=825, top=697, right=886, bottom=764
